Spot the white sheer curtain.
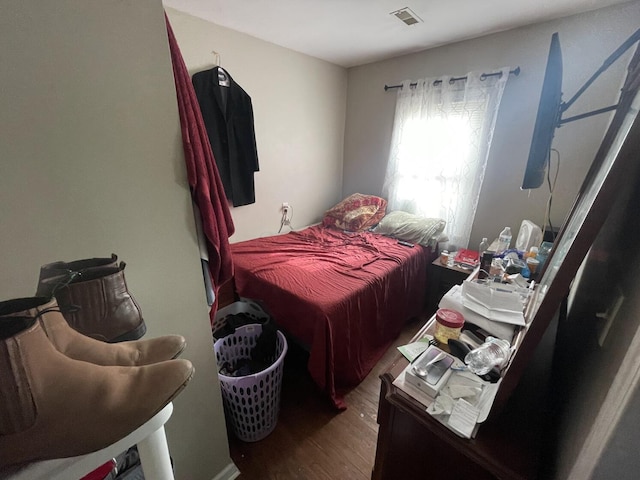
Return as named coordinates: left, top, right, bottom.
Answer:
left=383, top=68, right=510, bottom=249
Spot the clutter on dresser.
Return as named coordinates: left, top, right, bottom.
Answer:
left=394, top=279, right=524, bottom=440
left=393, top=340, right=500, bottom=439
left=438, top=285, right=517, bottom=341
left=461, top=279, right=528, bottom=326
left=404, top=346, right=456, bottom=397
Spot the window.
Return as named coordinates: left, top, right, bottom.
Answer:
left=383, top=70, right=510, bottom=249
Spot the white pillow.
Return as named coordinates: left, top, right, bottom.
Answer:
left=373, top=211, right=446, bottom=246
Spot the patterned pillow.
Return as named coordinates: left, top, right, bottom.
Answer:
left=322, top=194, right=388, bottom=232
left=372, top=211, right=446, bottom=246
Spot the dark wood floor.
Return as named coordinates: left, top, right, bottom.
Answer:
left=228, top=314, right=426, bottom=480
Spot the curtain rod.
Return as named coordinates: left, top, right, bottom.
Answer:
left=384, top=66, right=520, bottom=91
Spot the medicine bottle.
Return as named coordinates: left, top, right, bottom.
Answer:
left=434, top=308, right=464, bottom=345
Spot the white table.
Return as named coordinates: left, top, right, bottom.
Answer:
left=3, top=403, right=174, bottom=480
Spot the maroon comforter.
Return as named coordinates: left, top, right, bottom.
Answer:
left=231, top=225, right=434, bottom=409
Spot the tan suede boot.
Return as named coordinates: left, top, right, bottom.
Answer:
left=22, top=298, right=185, bottom=366
left=38, top=262, right=147, bottom=342
left=35, top=256, right=185, bottom=365
left=0, top=297, right=194, bottom=470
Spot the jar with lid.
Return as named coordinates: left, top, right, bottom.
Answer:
left=434, top=308, right=465, bottom=345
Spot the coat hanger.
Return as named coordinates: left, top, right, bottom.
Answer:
left=212, top=50, right=230, bottom=87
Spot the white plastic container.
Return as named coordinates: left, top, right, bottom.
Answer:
left=515, top=220, right=543, bottom=252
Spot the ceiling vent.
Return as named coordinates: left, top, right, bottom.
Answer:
left=390, top=7, right=422, bottom=26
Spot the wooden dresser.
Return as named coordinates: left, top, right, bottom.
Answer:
left=372, top=316, right=554, bottom=480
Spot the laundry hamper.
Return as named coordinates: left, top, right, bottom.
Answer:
left=212, top=298, right=271, bottom=340
left=214, top=324, right=288, bottom=442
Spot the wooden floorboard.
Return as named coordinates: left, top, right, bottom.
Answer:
left=229, top=313, right=427, bottom=480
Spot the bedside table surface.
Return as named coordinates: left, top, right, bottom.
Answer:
left=427, top=258, right=476, bottom=313
left=431, top=257, right=476, bottom=275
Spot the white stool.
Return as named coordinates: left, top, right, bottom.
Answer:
left=4, top=403, right=175, bottom=480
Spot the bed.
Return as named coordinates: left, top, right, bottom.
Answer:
left=231, top=208, right=442, bottom=409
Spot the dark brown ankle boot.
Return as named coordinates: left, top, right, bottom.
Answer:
left=0, top=297, right=194, bottom=469
left=37, top=260, right=146, bottom=342
left=36, top=254, right=118, bottom=297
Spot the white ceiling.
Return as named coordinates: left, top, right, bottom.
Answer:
left=164, top=0, right=632, bottom=67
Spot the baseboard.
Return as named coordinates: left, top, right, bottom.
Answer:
left=211, top=461, right=241, bottom=480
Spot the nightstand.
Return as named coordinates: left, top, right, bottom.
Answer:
left=427, top=257, right=474, bottom=313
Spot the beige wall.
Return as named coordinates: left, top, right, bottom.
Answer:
left=166, top=8, right=348, bottom=243
left=0, top=1, right=234, bottom=479
left=344, top=2, right=640, bottom=250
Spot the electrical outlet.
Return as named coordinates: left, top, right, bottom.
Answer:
left=281, top=202, right=291, bottom=226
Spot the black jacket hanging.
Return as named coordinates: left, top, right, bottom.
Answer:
left=192, top=67, right=259, bottom=207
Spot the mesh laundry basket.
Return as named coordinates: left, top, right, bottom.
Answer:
left=214, top=324, right=288, bottom=442
left=212, top=298, right=270, bottom=340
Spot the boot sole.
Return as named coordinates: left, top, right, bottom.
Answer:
left=109, top=321, right=147, bottom=343
left=164, top=365, right=195, bottom=407
left=142, top=365, right=195, bottom=435
left=172, top=343, right=187, bottom=359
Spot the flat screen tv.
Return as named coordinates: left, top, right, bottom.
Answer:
left=522, top=33, right=563, bottom=190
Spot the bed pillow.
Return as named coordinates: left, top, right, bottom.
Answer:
left=372, top=211, right=446, bottom=246
left=322, top=193, right=388, bottom=232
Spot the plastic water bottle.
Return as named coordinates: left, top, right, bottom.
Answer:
left=464, top=337, right=511, bottom=375
left=496, top=227, right=512, bottom=254
left=536, top=241, right=553, bottom=271
left=479, top=237, right=489, bottom=256
left=478, top=237, right=491, bottom=280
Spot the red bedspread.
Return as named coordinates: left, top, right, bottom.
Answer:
left=231, top=225, right=434, bottom=409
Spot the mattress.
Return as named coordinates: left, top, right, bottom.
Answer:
left=231, top=225, right=434, bottom=409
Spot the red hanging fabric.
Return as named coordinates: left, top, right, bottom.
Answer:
left=165, top=14, right=235, bottom=325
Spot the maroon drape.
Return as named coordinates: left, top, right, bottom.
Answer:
left=165, top=15, right=235, bottom=325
